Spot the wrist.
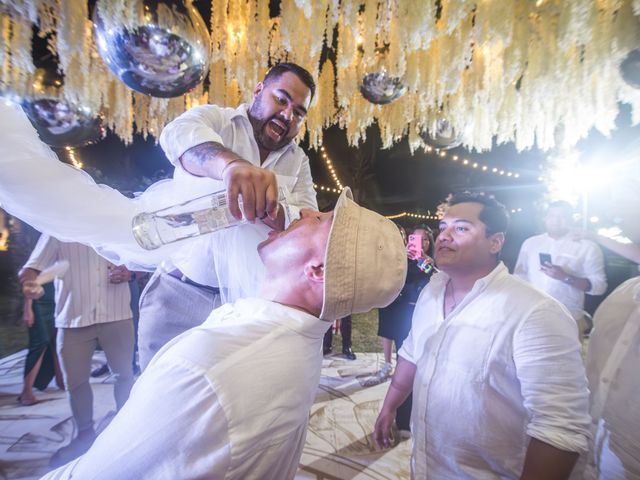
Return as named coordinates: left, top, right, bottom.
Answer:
left=219, top=156, right=250, bottom=178
left=563, top=275, right=574, bottom=285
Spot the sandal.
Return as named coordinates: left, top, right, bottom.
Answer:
left=17, top=395, right=39, bottom=406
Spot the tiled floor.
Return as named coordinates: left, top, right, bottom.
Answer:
left=0, top=351, right=410, bottom=480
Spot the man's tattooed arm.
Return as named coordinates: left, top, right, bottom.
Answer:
left=178, top=141, right=250, bottom=178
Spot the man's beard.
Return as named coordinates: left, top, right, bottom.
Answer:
left=248, top=97, right=292, bottom=152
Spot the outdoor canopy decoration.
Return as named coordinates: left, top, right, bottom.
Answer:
left=1, top=0, right=639, bottom=152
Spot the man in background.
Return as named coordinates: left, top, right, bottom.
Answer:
left=515, top=200, right=607, bottom=334
left=22, top=236, right=134, bottom=467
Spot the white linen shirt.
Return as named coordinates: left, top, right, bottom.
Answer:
left=24, top=235, right=131, bottom=329
left=581, top=277, right=640, bottom=480
left=40, top=298, right=329, bottom=480
left=400, top=263, right=591, bottom=479
left=0, top=102, right=317, bottom=287
left=514, top=233, right=607, bottom=319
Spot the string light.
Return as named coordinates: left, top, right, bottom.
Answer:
left=319, top=145, right=344, bottom=191
left=313, top=184, right=342, bottom=194
left=65, top=146, right=83, bottom=169
left=385, top=212, right=440, bottom=220
left=428, top=147, right=523, bottom=179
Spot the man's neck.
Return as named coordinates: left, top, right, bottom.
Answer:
left=547, top=230, right=569, bottom=240
left=444, top=262, right=498, bottom=294
left=259, top=275, right=321, bottom=318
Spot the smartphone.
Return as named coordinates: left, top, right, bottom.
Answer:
left=408, top=234, right=423, bottom=258
left=539, top=252, right=552, bottom=266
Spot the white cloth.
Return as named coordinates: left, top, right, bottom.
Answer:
left=400, top=263, right=591, bottom=479
left=514, top=233, right=607, bottom=319
left=0, top=102, right=317, bottom=290
left=582, top=277, right=640, bottom=480
left=40, top=298, right=329, bottom=480
left=23, top=235, right=131, bottom=329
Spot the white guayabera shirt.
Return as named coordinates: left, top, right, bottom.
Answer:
left=400, top=263, right=591, bottom=479
left=41, top=298, right=329, bottom=480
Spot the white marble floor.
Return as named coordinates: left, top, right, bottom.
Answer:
left=0, top=350, right=410, bottom=480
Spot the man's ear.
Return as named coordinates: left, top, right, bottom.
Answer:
left=489, top=232, right=505, bottom=255
left=304, top=262, right=325, bottom=284
left=253, top=81, right=264, bottom=99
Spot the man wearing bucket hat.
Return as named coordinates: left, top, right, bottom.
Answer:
left=40, top=188, right=407, bottom=480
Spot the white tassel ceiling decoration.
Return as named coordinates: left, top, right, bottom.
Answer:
left=0, top=0, right=637, bottom=153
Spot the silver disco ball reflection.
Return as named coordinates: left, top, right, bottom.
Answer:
left=21, top=69, right=104, bottom=148
left=420, top=119, right=463, bottom=150
left=360, top=72, right=407, bottom=105
left=620, top=49, right=640, bottom=89
left=93, top=0, right=210, bottom=98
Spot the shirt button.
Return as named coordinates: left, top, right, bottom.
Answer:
left=602, top=377, right=609, bottom=384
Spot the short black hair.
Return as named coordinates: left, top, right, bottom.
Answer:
left=263, top=63, right=316, bottom=101
left=446, top=192, right=509, bottom=236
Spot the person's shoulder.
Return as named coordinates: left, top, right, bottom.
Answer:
left=501, top=273, right=565, bottom=309
left=521, top=233, right=545, bottom=247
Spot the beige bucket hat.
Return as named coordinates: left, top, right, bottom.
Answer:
left=320, top=187, right=408, bottom=321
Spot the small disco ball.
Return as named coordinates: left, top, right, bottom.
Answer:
left=420, top=118, right=463, bottom=150
left=93, top=0, right=211, bottom=98
left=21, top=97, right=104, bottom=148
left=620, top=49, right=640, bottom=89
left=21, top=69, right=104, bottom=148
left=360, top=72, right=407, bottom=105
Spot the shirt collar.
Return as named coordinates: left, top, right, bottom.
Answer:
left=234, top=297, right=328, bottom=339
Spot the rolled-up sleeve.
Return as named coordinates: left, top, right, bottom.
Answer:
left=514, top=304, right=591, bottom=453
left=158, top=104, right=226, bottom=165
left=23, top=234, right=59, bottom=272
left=583, top=241, right=607, bottom=295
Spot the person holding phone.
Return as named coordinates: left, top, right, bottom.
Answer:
left=375, top=224, right=435, bottom=437
left=514, top=201, right=607, bottom=334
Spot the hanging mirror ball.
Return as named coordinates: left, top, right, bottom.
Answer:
left=21, top=69, right=104, bottom=148
left=93, top=0, right=211, bottom=98
left=420, top=119, right=463, bottom=150
left=620, top=49, right=640, bottom=89
left=360, top=72, right=407, bottom=105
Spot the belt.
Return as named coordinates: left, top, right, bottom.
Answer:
left=166, top=268, right=221, bottom=295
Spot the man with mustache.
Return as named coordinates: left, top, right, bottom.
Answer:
left=373, top=192, right=591, bottom=480
left=38, top=188, right=407, bottom=480
left=0, top=63, right=319, bottom=370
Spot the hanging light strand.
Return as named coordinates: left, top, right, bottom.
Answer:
left=319, top=145, right=344, bottom=190
left=426, top=147, right=521, bottom=179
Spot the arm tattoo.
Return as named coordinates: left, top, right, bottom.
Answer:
left=180, top=141, right=238, bottom=168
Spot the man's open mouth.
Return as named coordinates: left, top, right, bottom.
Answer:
left=266, top=119, right=288, bottom=139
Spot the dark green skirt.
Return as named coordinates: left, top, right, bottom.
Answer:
left=24, top=283, right=57, bottom=390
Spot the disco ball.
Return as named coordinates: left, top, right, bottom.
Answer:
left=21, top=69, right=104, bottom=148
left=620, top=49, right=640, bottom=89
left=93, top=0, right=211, bottom=98
left=420, top=118, right=463, bottom=150
left=360, top=72, right=407, bottom=105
